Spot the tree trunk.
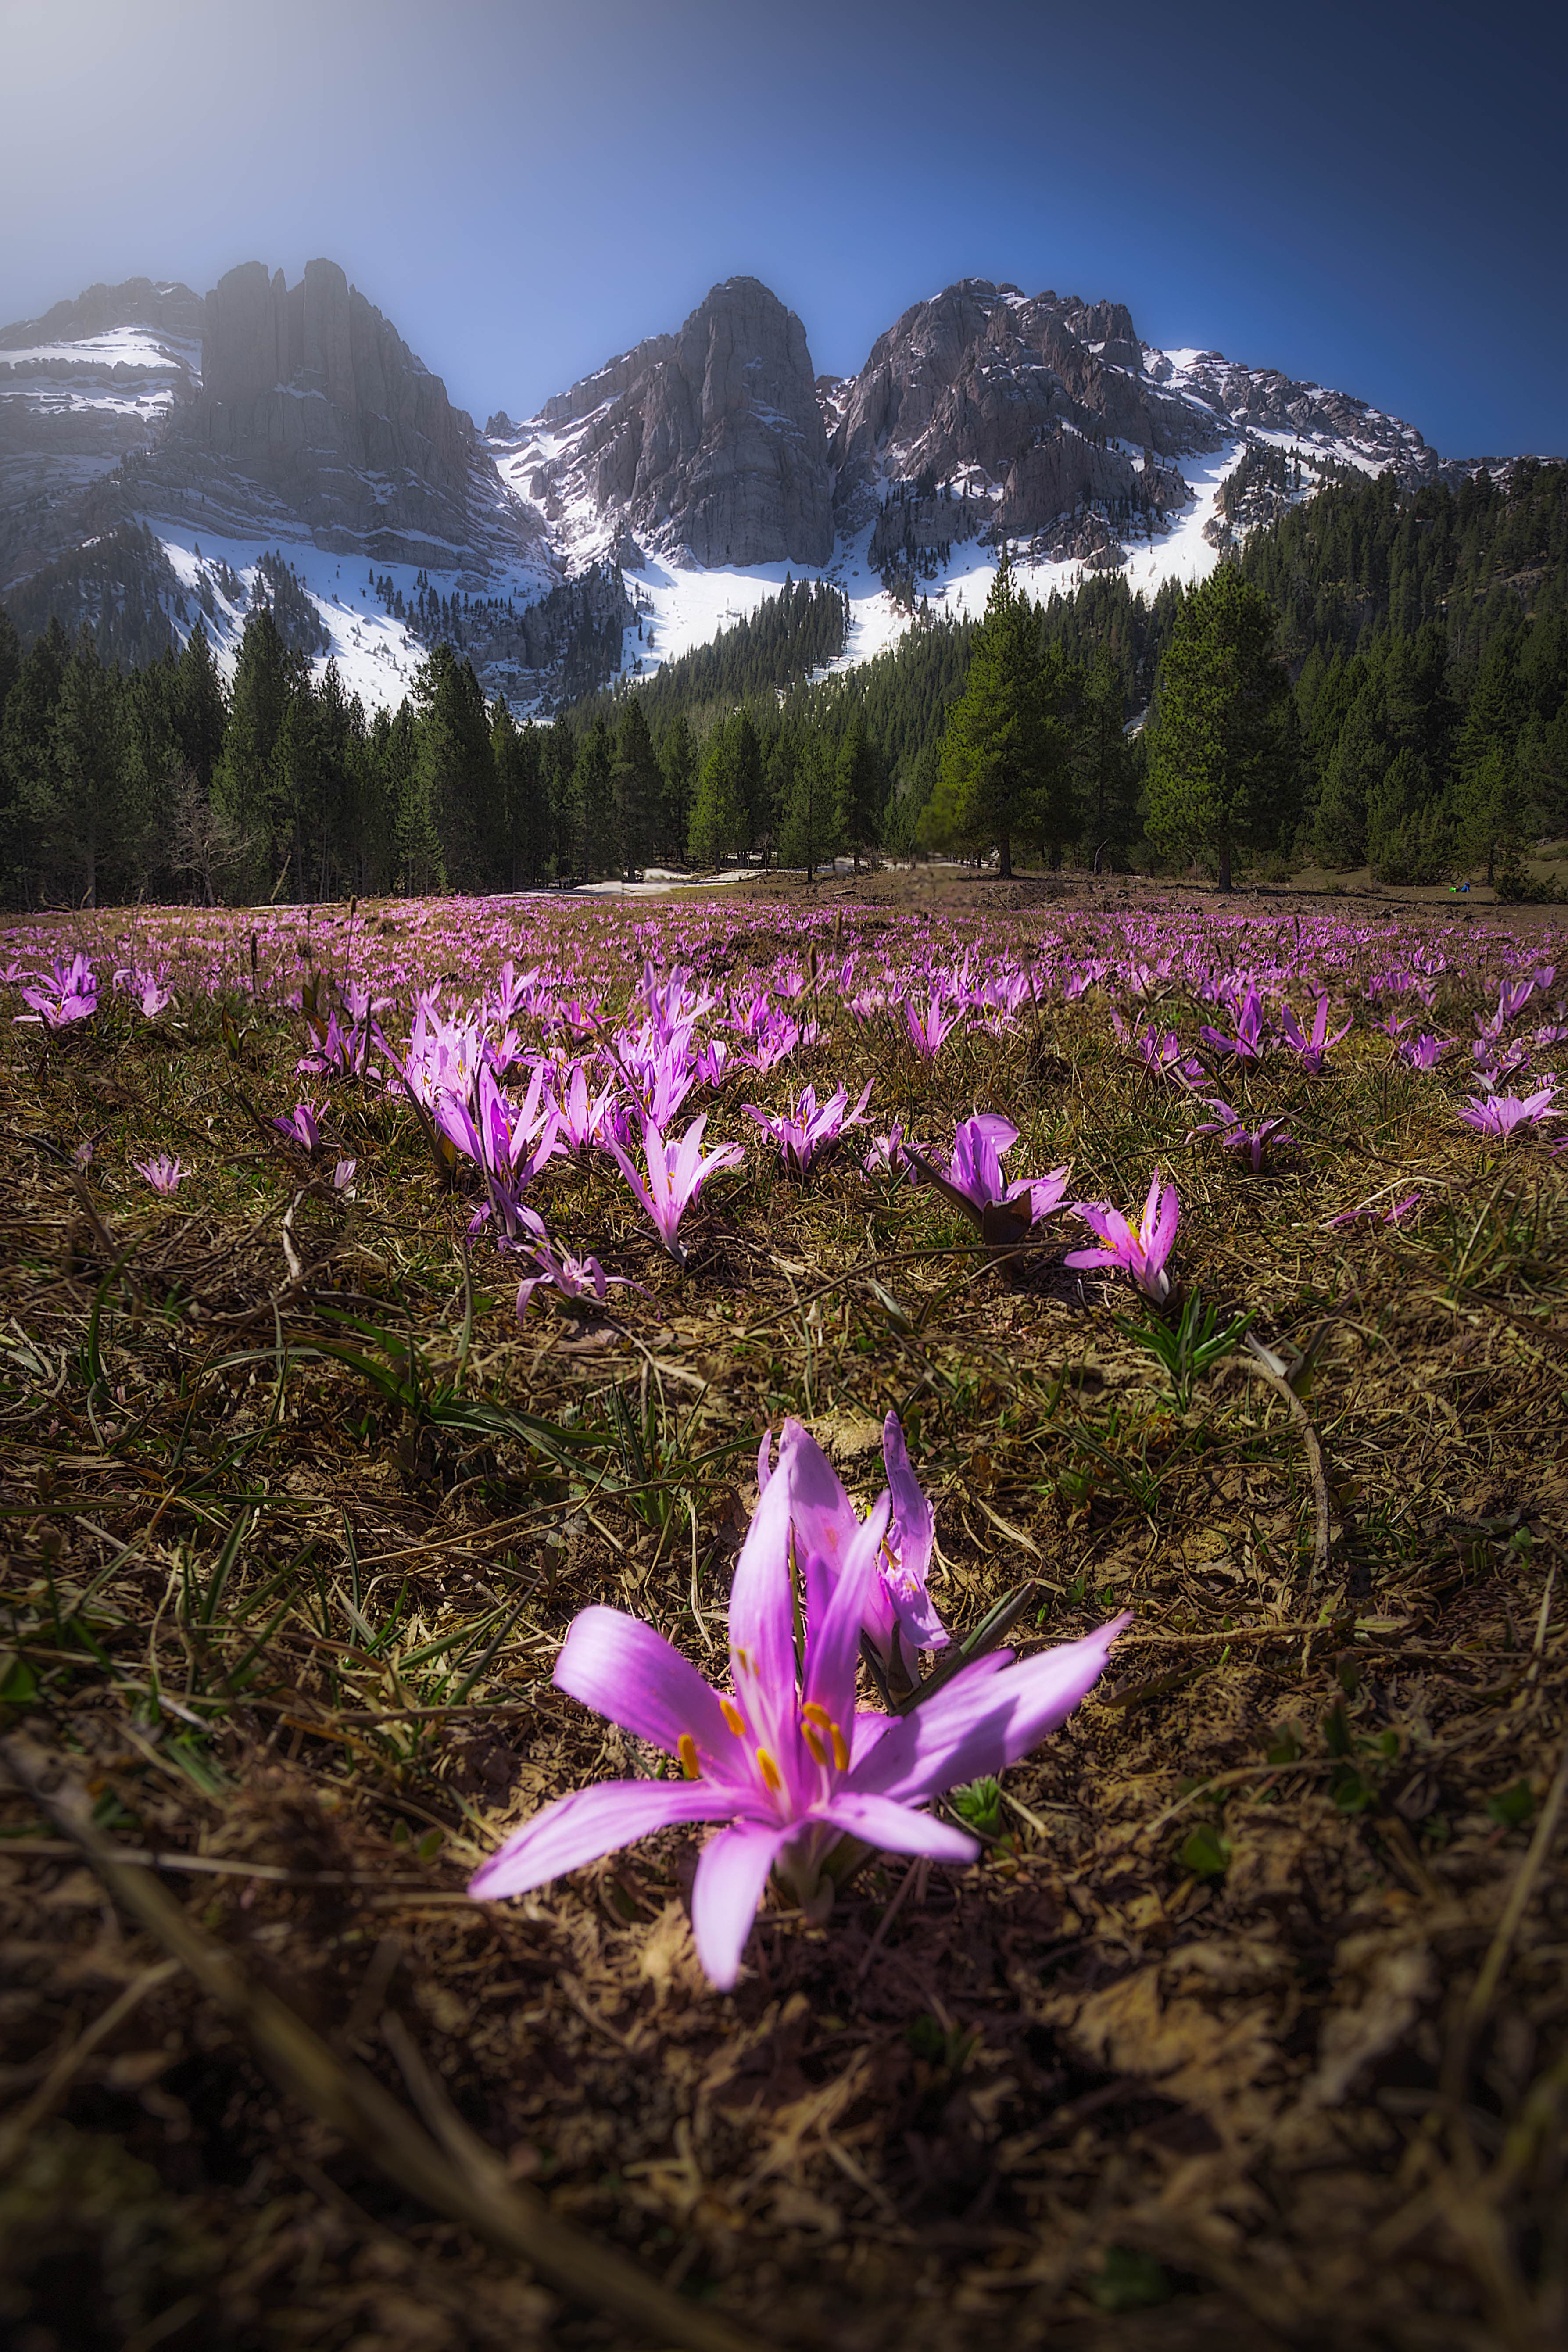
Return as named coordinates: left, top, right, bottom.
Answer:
left=1218, top=838, right=1233, bottom=892
left=998, top=833, right=1013, bottom=880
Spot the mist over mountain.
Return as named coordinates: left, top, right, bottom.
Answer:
left=0, top=254, right=1547, bottom=710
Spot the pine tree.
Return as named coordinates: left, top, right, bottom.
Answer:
left=834, top=715, right=883, bottom=870
left=172, top=619, right=228, bottom=792
left=687, top=720, right=748, bottom=870
left=39, top=629, right=125, bottom=904
left=658, top=712, right=697, bottom=866
left=777, top=728, right=838, bottom=881
left=927, top=554, right=1067, bottom=877
left=212, top=610, right=297, bottom=899
left=612, top=699, right=662, bottom=877
left=1146, top=566, right=1299, bottom=891
left=1453, top=639, right=1526, bottom=884
left=573, top=715, right=615, bottom=881
left=412, top=645, right=497, bottom=892
left=1074, top=646, right=1135, bottom=863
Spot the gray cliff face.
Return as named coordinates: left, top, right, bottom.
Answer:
left=513, top=279, right=834, bottom=568
left=0, top=278, right=204, bottom=584
left=830, top=279, right=1212, bottom=542
left=186, top=258, right=544, bottom=569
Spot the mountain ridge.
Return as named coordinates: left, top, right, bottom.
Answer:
left=0, top=257, right=1554, bottom=712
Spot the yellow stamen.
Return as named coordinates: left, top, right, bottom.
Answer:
left=829, top=1722, right=850, bottom=1771
left=801, top=1701, right=833, bottom=1729
left=755, top=1746, right=782, bottom=1793
left=677, top=1733, right=700, bottom=1780
left=720, top=1697, right=746, bottom=1737
left=801, top=1723, right=828, bottom=1768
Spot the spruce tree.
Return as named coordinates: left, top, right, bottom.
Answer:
left=687, top=721, right=748, bottom=871
left=612, top=699, right=662, bottom=877
left=412, top=646, right=497, bottom=892
left=834, top=715, right=883, bottom=870
left=1075, top=645, right=1135, bottom=862
left=1146, top=566, right=1298, bottom=890
left=212, top=610, right=297, bottom=899
left=927, top=554, right=1067, bottom=877
left=778, top=728, right=838, bottom=881
left=39, top=629, right=125, bottom=905
left=573, top=715, right=615, bottom=881
left=658, top=712, right=697, bottom=866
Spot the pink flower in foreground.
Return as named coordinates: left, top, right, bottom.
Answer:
left=1066, top=1171, right=1180, bottom=1305
left=1278, top=997, right=1350, bottom=1074
left=1397, top=1034, right=1454, bottom=1072
left=469, top=1464, right=1127, bottom=1987
left=16, top=953, right=98, bottom=1031
left=909, top=1115, right=1070, bottom=1245
left=1457, top=1083, right=1561, bottom=1141
left=758, top=1413, right=949, bottom=1676
left=608, top=1111, right=744, bottom=1265
left=133, top=1154, right=186, bottom=1195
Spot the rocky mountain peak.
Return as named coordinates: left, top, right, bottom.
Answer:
left=498, top=275, right=833, bottom=570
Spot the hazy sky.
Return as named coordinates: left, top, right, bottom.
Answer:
left=3, top=0, right=1564, bottom=456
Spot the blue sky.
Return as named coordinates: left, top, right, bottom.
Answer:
left=4, top=0, right=1564, bottom=457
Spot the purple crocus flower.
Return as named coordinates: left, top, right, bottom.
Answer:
left=863, top=1117, right=909, bottom=1181
left=1112, top=1014, right=1205, bottom=1088
left=1457, top=1082, right=1561, bottom=1140
left=909, top=1115, right=1070, bottom=1245
left=1066, top=1171, right=1180, bottom=1305
left=1278, top=997, right=1350, bottom=1074
left=1187, top=1097, right=1292, bottom=1173
left=904, top=990, right=966, bottom=1059
left=743, top=1080, right=873, bottom=1177
left=1199, top=983, right=1269, bottom=1063
left=468, top=1464, right=1128, bottom=1987
left=758, top=1413, right=949, bottom=1676
left=1397, top=1034, right=1454, bottom=1072
left=133, top=1154, right=186, bottom=1195
left=272, top=1100, right=326, bottom=1155
left=511, top=1206, right=642, bottom=1321
left=16, top=953, right=98, bottom=1031
left=608, top=1111, right=744, bottom=1265
left=1328, top=1190, right=1422, bottom=1229
left=548, top=1058, right=621, bottom=1156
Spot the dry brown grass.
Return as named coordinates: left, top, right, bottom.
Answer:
left=0, top=879, right=1565, bottom=2352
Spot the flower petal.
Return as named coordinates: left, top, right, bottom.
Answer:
left=851, top=1616, right=1129, bottom=1805
left=780, top=1425, right=860, bottom=1589
left=690, top=1818, right=792, bottom=1989
left=823, top=1790, right=980, bottom=1865
left=726, top=1462, right=798, bottom=1750
left=804, top=1491, right=890, bottom=1730
left=469, top=1776, right=726, bottom=1902
left=554, top=1605, right=736, bottom=1763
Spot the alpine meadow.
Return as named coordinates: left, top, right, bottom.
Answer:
left=2, top=7, right=1566, bottom=2348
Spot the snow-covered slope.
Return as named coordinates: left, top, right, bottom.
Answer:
left=2, top=260, right=1552, bottom=716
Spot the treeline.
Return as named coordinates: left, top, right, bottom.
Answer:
left=1239, top=459, right=1568, bottom=880
left=622, top=577, right=850, bottom=716
left=1, top=461, right=1564, bottom=906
